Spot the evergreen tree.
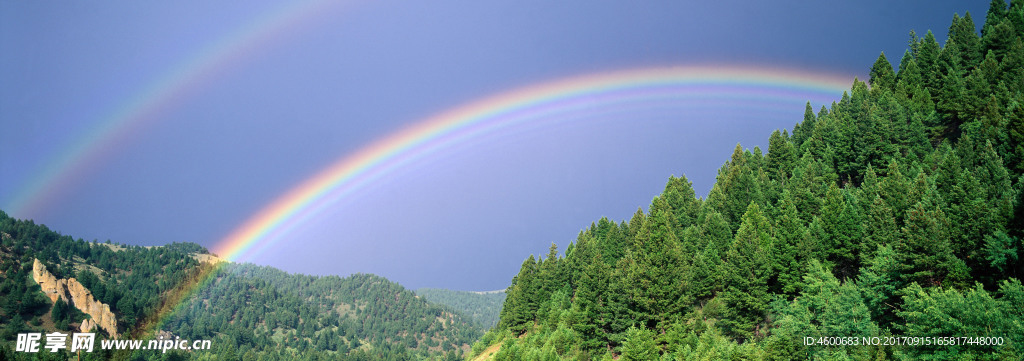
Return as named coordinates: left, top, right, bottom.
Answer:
left=661, top=175, right=701, bottom=231
left=983, top=0, right=1009, bottom=38
left=604, top=261, right=635, bottom=349
left=790, top=260, right=877, bottom=342
left=621, top=197, right=689, bottom=333
left=535, top=243, right=564, bottom=313
left=500, top=256, right=539, bottom=334
left=819, top=184, right=864, bottom=279
left=947, top=13, right=982, bottom=68
left=568, top=233, right=612, bottom=351
left=772, top=190, right=812, bottom=295
left=619, top=325, right=658, bottom=361
left=897, top=199, right=968, bottom=288
left=766, top=130, right=797, bottom=181
left=862, top=194, right=899, bottom=259
left=689, top=208, right=733, bottom=300
left=896, top=50, right=923, bottom=88
left=857, top=245, right=904, bottom=328
left=707, top=144, right=763, bottom=230
left=916, top=30, right=943, bottom=91
left=51, top=298, right=68, bottom=325
left=899, top=283, right=1020, bottom=359
left=785, top=153, right=834, bottom=221
left=791, top=102, right=817, bottom=148
left=869, top=52, right=896, bottom=92
left=717, top=203, right=773, bottom=341
left=596, top=218, right=628, bottom=265
left=473, top=5, right=1024, bottom=357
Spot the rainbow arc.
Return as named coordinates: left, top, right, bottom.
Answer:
left=210, top=65, right=852, bottom=263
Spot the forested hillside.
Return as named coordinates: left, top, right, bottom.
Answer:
left=0, top=211, right=482, bottom=361
left=477, top=2, right=1024, bottom=360
left=161, top=264, right=481, bottom=360
left=416, top=289, right=506, bottom=329
left=0, top=214, right=203, bottom=345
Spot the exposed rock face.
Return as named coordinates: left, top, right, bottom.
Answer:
left=32, top=259, right=67, bottom=303
left=32, top=259, right=119, bottom=338
left=191, top=253, right=227, bottom=265
left=80, top=318, right=95, bottom=333
left=155, top=330, right=175, bottom=341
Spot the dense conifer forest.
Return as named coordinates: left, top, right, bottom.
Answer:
left=476, top=2, right=1024, bottom=360
left=416, top=289, right=506, bottom=329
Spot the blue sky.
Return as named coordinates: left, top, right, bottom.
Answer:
left=1, top=1, right=992, bottom=290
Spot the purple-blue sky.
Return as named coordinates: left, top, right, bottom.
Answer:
left=1, top=1, right=992, bottom=290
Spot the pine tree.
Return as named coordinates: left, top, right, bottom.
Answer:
left=898, top=283, right=1017, bottom=358
left=862, top=194, right=898, bottom=259
left=898, top=199, right=968, bottom=288
left=605, top=261, right=635, bottom=348
left=984, top=18, right=1017, bottom=63
left=917, top=30, right=943, bottom=91
left=626, top=208, right=645, bottom=240
left=798, top=260, right=877, bottom=339
left=896, top=50, right=923, bottom=88
left=791, top=102, right=817, bottom=148
left=707, top=144, right=763, bottom=230
left=785, top=153, right=835, bottom=221
left=688, top=208, right=733, bottom=300
left=983, top=0, right=1009, bottom=38
left=983, top=230, right=1020, bottom=278
left=51, top=298, right=68, bottom=324
left=935, top=40, right=969, bottom=139
left=500, top=256, right=539, bottom=333
left=857, top=245, right=904, bottom=328
left=661, top=175, right=701, bottom=231
left=948, top=13, right=982, bottom=68
left=535, top=243, right=564, bottom=309
left=876, top=160, right=913, bottom=225
left=619, top=325, right=659, bottom=361
left=773, top=190, right=813, bottom=295
left=568, top=233, right=613, bottom=351
left=621, top=197, right=689, bottom=333
left=1007, top=97, right=1024, bottom=175
left=819, top=183, right=864, bottom=279
left=869, top=52, right=896, bottom=92
left=766, top=130, right=797, bottom=181
left=596, top=218, right=628, bottom=265
left=717, top=203, right=773, bottom=341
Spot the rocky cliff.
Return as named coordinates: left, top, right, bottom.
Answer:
left=32, top=259, right=119, bottom=338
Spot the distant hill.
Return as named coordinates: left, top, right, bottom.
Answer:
left=0, top=211, right=480, bottom=360
left=416, top=288, right=506, bottom=329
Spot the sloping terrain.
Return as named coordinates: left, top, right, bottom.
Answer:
left=0, top=212, right=481, bottom=360
left=473, top=3, right=1024, bottom=360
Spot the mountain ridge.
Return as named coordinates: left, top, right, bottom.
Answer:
left=0, top=211, right=481, bottom=360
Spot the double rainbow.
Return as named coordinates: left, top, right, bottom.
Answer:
left=4, top=0, right=853, bottom=337
left=210, top=65, right=852, bottom=262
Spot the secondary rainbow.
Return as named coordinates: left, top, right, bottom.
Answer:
left=210, top=65, right=854, bottom=262
left=6, top=0, right=347, bottom=218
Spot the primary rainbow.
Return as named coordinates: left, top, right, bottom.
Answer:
left=132, top=65, right=855, bottom=337
left=210, top=65, right=853, bottom=262
left=6, top=0, right=347, bottom=218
